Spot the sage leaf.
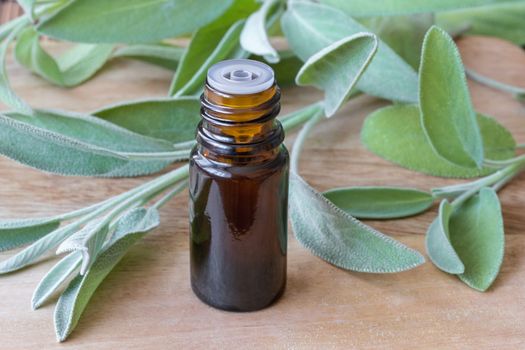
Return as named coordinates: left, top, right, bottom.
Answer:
left=112, top=44, right=185, bottom=70
left=279, top=102, right=324, bottom=132
left=419, top=26, right=483, bottom=168
left=323, top=187, right=434, bottom=219
left=0, top=222, right=80, bottom=274
left=0, top=15, right=29, bottom=42
left=32, top=252, right=82, bottom=310
left=0, top=19, right=32, bottom=114
left=449, top=188, right=504, bottom=291
left=16, top=0, right=34, bottom=16
left=14, top=27, right=114, bottom=87
left=425, top=200, right=465, bottom=274
left=295, top=33, right=377, bottom=117
left=54, top=207, right=160, bottom=342
left=259, top=50, right=302, bottom=86
left=56, top=221, right=110, bottom=275
left=281, top=1, right=418, bottom=103
left=0, top=112, right=172, bottom=177
left=240, top=0, right=282, bottom=63
left=318, top=0, right=523, bottom=17
left=171, top=21, right=247, bottom=97
left=93, top=97, right=200, bottom=143
left=361, top=105, right=515, bottom=178
left=0, top=218, right=60, bottom=252
left=360, top=14, right=433, bottom=69
left=437, top=2, right=525, bottom=45
left=168, top=0, right=258, bottom=96
left=290, top=173, right=425, bottom=273
left=36, top=0, right=233, bottom=44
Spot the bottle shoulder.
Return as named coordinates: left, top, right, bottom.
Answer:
left=190, top=145, right=289, bottom=180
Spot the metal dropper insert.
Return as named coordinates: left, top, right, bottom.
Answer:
left=207, top=59, right=275, bottom=95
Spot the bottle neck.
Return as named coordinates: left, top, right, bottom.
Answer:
left=196, top=82, right=283, bottom=164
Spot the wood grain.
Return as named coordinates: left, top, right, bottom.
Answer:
left=0, top=36, right=524, bottom=349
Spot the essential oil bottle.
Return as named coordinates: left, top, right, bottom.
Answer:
left=189, top=59, right=289, bottom=311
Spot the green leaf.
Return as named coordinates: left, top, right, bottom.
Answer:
left=296, top=33, right=377, bottom=117
left=170, top=20, right=247, bottom=97
left=54, top=207, right=160, bottom=342
left=0, top=111, right=174, bottom=177
left=16, top=0, right=34, bottom=17
left=318, top=0, right=522, bottom=17
left=290, top=173, right=425, bottom=273
left=281, top=1, right=418, bottom=103
left=359, top=14, right=433, bottom=69
left=56, top=220, right=110, bottom=275
left=168, top=0, right=258, bottom=96
left=93, top=97, right=201, bottom=143
left=0, top=15, right=29, bottom=42
left=419, top=26, right=483, bottom=168
left=15, top=27, right=114, bottom=87
left=0, top=18, right=32, bottom=114
left=0, top=218, right=60, bottom=252
left=36, top=0, right=234, bottom=44
left=425, top=200, right=465, bottom=274
left=240, top=0, right=282, bottom=63
left=257, top=50, right=302, bottom=86
left=112, top=44, right=185, bottom=70
left=361, top=105, right=515, bottom=178
left=323, top=187, right=434, bottom=219
left=279, top=102, right=324, bottom=132
left=32, top=252, right=82, bottom=310
left=437, top=2, right=525, bottom=45
left=0, top=222, right=79, bottom=274
left=449, top=188, right=504, bottom=291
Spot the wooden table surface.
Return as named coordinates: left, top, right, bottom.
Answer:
left=0, top=36, right=524, bottom=349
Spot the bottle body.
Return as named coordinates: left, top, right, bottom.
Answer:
left=189, top=145, right=288, bottom=311
left=189, top=59, right=288, bottom=311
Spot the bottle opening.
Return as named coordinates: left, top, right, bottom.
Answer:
left=207, top=59, right=275, bottom=95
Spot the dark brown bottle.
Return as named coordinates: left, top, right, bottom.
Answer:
left=189, top=59, right=288, bottom=311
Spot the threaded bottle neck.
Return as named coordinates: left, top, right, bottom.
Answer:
left=196, top=81, right=284, bottom=164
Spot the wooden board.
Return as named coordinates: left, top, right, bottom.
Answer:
left=0, top=36, right=524, bottom=349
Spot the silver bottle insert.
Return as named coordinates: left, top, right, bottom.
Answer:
left=207, top=59, right=275, bottom=95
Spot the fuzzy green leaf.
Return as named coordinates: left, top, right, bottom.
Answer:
left=171, top=21, right=247, bottom=97
left=16, top=0, right=34, bottom=15
left=259, top=51, right=302, bottom=87
left=295, top=33, right=378, bottom=117
left=0, top=218, right=60, bottom=252
left=319, top=0, right=522, bottom=17
left=15, top=27, right=114, bottom=87
left=419, top=26, right=483, bottom=168
left=290, top=173, right=425, bottom=273
left=54, top=207, right=160, bottom=342
left=449, top=188, right=504, bottom=291
left=361, top=105, right=515, bottom=178
left=279, top=102, right=324, bottom=132
left=360, top=14, right=433, bottom=69
left=438, top=2, right=525, bottom=45
left=32, top=252, right=82, bottom=310
left=0, top=222, right=80, bottom=274
left=56, top=221, right=110, bottom=275
left=281, top=1, right=418, bottom=103
left=425, top=200, right=465, bottom=274
left=0, top=110, right=175, bottom=177
left=324, top=187, right=434, bottom=219
left=0, top=19, right=32, bottom=113
left=93, top=97, right=200, bottom=143
left=112, top=44, right=185, bottom=70
left=168, top=0, right=258, bottom=96
left=36, top=0, right=233, bottom=44
left=240, top=0, right=282, bottom=63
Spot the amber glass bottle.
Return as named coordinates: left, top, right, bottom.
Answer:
left=189, top=59, right=289, bottom=311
